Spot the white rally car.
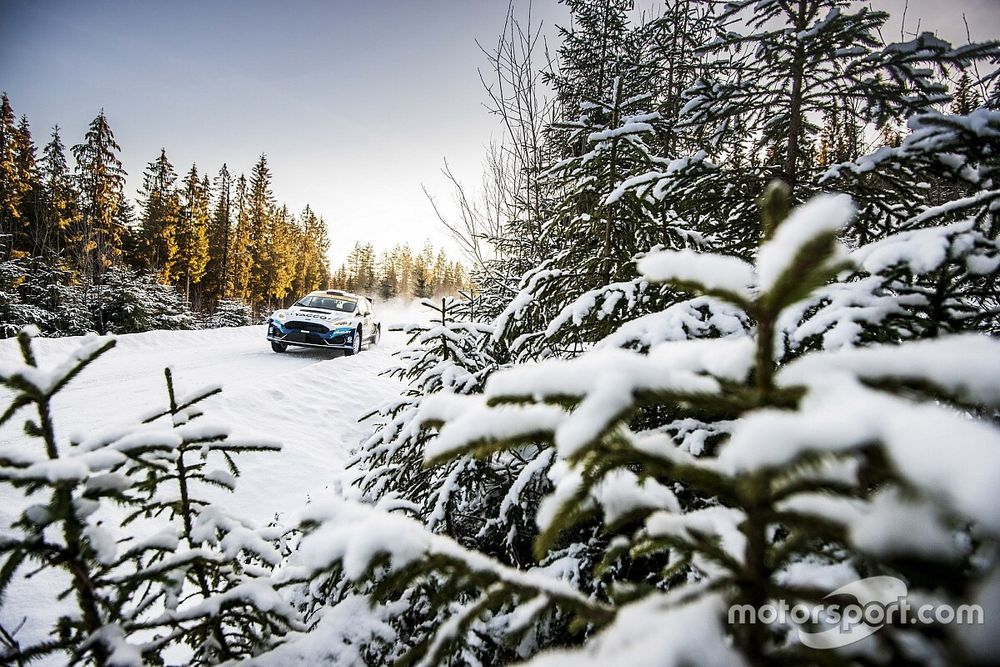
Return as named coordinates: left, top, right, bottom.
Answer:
left=266, top=290, right=380, bottom=354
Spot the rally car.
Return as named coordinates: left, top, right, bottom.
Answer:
left=266, top=290, right=380, bottom=354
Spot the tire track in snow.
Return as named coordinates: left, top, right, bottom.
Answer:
left=0, top=324, right=407, bottom=523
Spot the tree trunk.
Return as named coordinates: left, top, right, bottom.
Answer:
left=783, top=0, right=809, bottom=193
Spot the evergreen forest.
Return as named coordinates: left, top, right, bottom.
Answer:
left=1, top=1, right=999, bottom=665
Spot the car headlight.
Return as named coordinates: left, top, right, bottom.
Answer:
left=271, top=310, right=288, bottom=322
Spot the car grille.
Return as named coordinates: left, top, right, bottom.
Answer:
left=330, top=335, right=347, bottom=345
left=284, top=332, right=328, bottom=345
left=285, top=320, right=330, bottom=333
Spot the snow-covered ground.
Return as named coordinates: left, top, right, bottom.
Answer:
left=0, top=299, right=426, bottom=657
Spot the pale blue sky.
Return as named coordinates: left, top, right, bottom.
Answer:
left=1, top=0, right=568, bottom=263
left=1, top=0, right=996, bottom=265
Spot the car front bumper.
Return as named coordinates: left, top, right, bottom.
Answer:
left=267, top=322, right=356, bottom=349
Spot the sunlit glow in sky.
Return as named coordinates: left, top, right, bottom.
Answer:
left=2, top=0, right=996, bottom=265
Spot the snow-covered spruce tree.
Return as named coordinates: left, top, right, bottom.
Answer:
left=781, top=215, right=1000, bottom=352
left=350, top=297, right=507, bottom=544
left=494, top=77, right=706, bottom=362
left=823, top=107, right=1000, bottom=242
left=486, top=1, right=724, bottom=364
left=632, top=0, right=1000, bottom=255
left=94, top=265, right=197, bottom=333
left=0, top=330, right=299, bottom=664
left=279, top=188, right=1000, bottom=665
left=774, top=109, right=1000, bottom=350
left=350, top=295, right=562, bottom=570
left=206, top=298, right=254, bottom=328
left=0, top=256, right=93, bottom=337
left=0, top=261, right=206, bottom=338
left=0, top=257, right=61, bottom=337
left=545, top=0, right=633, bottom=147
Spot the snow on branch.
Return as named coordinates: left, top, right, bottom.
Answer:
left=278, top=498, right=613, bottom=618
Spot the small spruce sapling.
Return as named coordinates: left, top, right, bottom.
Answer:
left=124, top=367, right=299, bottom=663
left=0, top=330, right=300, bottom=665
left=350, top=297, right=496, bottom=537
left=0, top=330, right=165, bottom=664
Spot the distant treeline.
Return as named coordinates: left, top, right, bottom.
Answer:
left=0, top=93, right=331, bottom=315
left=0, top=93, right=469, bottom=335
left=334, top=241, right=469, bottom=300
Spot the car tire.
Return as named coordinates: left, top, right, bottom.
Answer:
left=345, top=327, right=362, bottom=356
left=372, top=324, right=381, bottom=347
left=271, top=341, right=287, bottom=353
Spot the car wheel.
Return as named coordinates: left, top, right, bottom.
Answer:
left=346, top=327, right=362, bottom=356
left=372, top=325, right=381, bottom=347
left=271, top=341, right=287, bottom=353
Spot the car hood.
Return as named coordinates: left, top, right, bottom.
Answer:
left=284, top=306, right=355, bottom=326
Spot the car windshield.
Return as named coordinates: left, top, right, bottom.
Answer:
left=294, top=296, right=357, bottom=313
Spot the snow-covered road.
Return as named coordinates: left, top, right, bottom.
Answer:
left=0, top=312, right=417, bottom=652
left=0, top=323, right=409, bottom=522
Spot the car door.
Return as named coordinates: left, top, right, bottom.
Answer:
left=358, top=298, right=372, bottom=333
